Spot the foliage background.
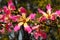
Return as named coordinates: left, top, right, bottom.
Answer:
left=0, top=0, right=60, bottom=12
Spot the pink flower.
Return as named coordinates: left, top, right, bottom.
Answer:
left=8, top=0, right=16, bottom=10
left=28, top=13, right=36, bottom=20
left=38, top=4, right=56, bottom=20
left=18, top=7, right=27, bottom=14
left=32, top=25, right=47, bottom=39
left=34, top=31, right=47, bottom=39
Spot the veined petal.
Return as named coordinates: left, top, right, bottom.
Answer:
left=24, top=23, right=32, bottom=33
left=46, top=4, right=52, bottom=15
left=28, top=13, right=36, bottom=20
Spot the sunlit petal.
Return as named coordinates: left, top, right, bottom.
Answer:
left=18, top=22, right=23, bottom=26
left=26, top=18, right=30, bottom=22
left=22, top=13, right=26, bottom=19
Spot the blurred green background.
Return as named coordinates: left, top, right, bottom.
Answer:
left=0, top=0, right=60, bottom=12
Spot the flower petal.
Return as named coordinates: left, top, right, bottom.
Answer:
left=38, top=16, right=47, bottom=22
left=24, top=23, right=32, bottom=33
left=14, top=25, right=20, bottom=32
left=32, top=25, right=39, bottom=30
left=18, top=7, right=27, bottom=14
left=18, top=22, right=23, bottom=26
left=28, top=13, right=36, bottom=20
left=3, top=6, right=11, bottom=15
left=14, top=22, right=23, bottom=32
left=26, top=18, right=30, bottom=22
left=46, top=4, right=52, bottom=10
left=55, top=10, right=60, bottom=17
left=46, top=4, right=52, bottom=15
left=50, top=14, right=56, bottom=20
left=38, top=8, right=46, bottom=15
left=8, top=0, right=16, bottom=10
left=10, top=15, right=20, bottom=22
left=22, top=13, right=26, bottom=19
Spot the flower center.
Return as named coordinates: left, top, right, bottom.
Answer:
left=23, top=19, right=26, bottom=23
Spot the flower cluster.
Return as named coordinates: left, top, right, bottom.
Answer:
left=0, top=0, right=60, bottom=40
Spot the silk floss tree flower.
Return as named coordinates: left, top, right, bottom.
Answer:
left=31, top=24, right=47, bottom=40
left=8, top=0, right=16, bottom=11
left=3, top=0, right=16, bottom=15
left=3, top=0, right=16, bottom=23
left=38, top=4, right=57, bottom=21
left=14, top=7, right=36, bottom=33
